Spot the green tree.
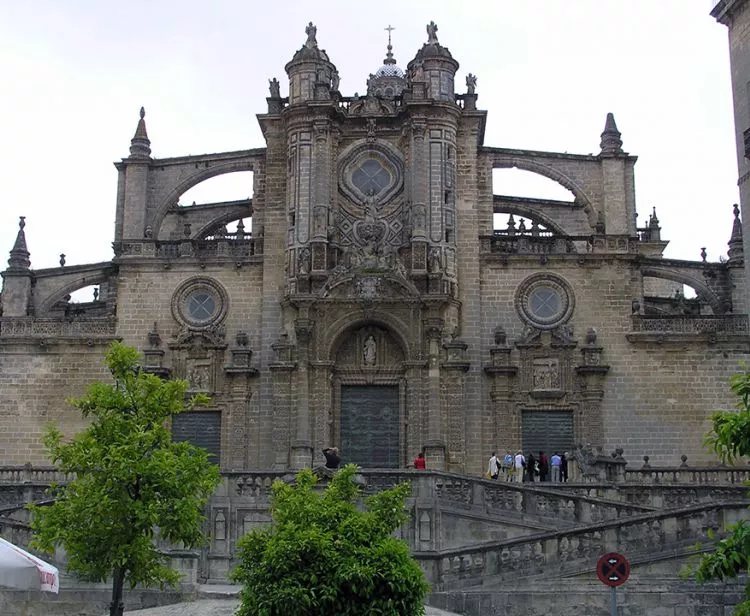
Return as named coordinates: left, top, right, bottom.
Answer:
left=231, top=464, right=430, bottom=616
left=692, top=369, right=750, bottom=615
left=29, top=342, right=220, bottom=616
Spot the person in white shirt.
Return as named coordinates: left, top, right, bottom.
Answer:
left=487, top=452, right=499, bottom=479
left=550, top=452, right=562, bottom=482
left=514, top=451, right=526, bottom=483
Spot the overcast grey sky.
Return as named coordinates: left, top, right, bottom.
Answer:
left=0, top=1, right=739, bottom=279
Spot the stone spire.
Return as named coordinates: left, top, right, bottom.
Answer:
left=648, top=207, right=661, bottom=241
left=728, top=203, right=744, bottom=264
left=599, top=112, right=623, bottom=156
left=129, top=107, right=151, bottom=159
left=8, top=216, right=30, bottom=271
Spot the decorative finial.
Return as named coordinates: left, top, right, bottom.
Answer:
left=130, top=106, right=151, bottom=158
left=426, top=21, right=438, bottom=44
left=700, top=247, right=707, bottom=262
left=728, top=203, right=744, bottom=263
left=599, top=112, right=623, bottom=155
left=8, top=215, right=31, bottom=271
left=59, top=254, right=66, bottom=267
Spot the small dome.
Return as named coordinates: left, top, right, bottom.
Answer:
left=374, top=63, right=405, bottom=78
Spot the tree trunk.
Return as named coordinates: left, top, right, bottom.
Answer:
left=109, top=567, right=126, bottom=616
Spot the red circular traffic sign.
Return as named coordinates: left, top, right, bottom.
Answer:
left=596, top=552, right=630, bottom=587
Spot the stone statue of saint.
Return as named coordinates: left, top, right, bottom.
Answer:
left=363, top=335, right=376, bottom=366
left=363, top=191, right=378, bottom=224
left=428, top=247, right=442, bottom=273
left=305, top=22, right=317, bottom=48
left=331, top=69, right=340, bottom=92
left=426, top=21, right=439, bottom=44
left=466, top=73, right=477, bottom=94
left=268, top=78, right=281, bottom=98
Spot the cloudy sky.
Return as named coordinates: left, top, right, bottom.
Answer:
left=0, top=1, right=739, bottom=281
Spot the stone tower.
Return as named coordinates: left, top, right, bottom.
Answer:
left=713, top=0, right=750, bottom=302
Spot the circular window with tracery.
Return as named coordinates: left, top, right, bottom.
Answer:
left=338, top=142, right=404, bottom=206
left=516, top=274, right=574, bottom=330
left=172, top=278, right=228, bottom=328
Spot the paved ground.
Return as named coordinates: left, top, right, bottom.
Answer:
left=123, top=594, right=459, bottom=616
left=124, top=600, right=459, bottom=615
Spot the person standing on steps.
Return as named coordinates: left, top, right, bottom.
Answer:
left=323, top=447, right=340, bottom=470
left=561, top=452, right=569, bottom=482
left=487, top=452, right=499, bottom=480
left=503, top=451, right=513, bottom=481
left=550, top=451, right=562, bottom=482
left=538, top=451, right=549, bottom=482
left=414, top=450, right=426, bottom=469
left=514, top=450, right=526, bottom=483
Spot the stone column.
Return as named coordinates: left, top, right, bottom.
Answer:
left=291, top=316, right=314, bottom=468
left=423, top=317, right=445, bottom=469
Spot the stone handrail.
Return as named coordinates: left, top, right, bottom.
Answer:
left=0, top=466, right=72, bottom=484
left=417, top=500, right=749, bottom=590
left=624, top=465, right=750, bottom=484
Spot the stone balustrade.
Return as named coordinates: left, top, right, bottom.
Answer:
left=630, top=314, right=749, bottom=335
left=0, top=317, right=117, bottom=339
left=0, top=465, right=71, bottom=484
left=625, top=457, right=750, bottom=484
left=420, top=500, right=748, bottom=591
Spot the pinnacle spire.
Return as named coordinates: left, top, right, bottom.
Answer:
left=129, top=106, right=151, bottom=159
left=599, top=112, right=623, bottom=155
left=383, top=24, right=397, bottom=65
left=728, top=203, right=744, bottom=264
left=8, top=216, right=30, bottom=271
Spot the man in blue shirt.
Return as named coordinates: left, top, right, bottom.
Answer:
left=550, top=452, right=562, bottom=482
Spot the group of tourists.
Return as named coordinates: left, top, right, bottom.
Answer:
left=487, top=450, right=569, bottom=483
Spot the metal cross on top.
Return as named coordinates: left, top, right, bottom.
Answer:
left=385, top=24, right=395, bottom=45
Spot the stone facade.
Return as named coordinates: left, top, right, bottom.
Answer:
left=1, top=22, right=748, bottom=472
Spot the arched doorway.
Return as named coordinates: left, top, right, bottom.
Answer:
left=331, top=324, right=407, bottom=468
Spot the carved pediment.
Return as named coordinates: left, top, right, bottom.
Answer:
left=322, top=272, right=420, bottom=301
left=169, top=323, right=228, bottom=349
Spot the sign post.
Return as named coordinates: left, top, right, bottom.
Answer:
left=596, top=552, right=630, bottom=616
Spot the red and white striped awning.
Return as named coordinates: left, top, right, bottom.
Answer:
left=0, top=537, right=59, bottom=593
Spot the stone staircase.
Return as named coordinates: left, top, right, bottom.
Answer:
left=1, top=463, right=748, bottom=615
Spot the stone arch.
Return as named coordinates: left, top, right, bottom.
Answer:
left=493, top=199, right=569, bottom=236
left=492, top=157, right=598, bottom=228
left=39, top=271, right=114, bottom=314
left=640, top=266, right=724, bottom=314
left=324, top=309, right=413, bottom=362
left=194, top=210, right=254, bottom=240
left=152, top=160, right=256, bottom=238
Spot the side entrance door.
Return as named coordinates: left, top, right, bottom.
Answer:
left=340, top=385, right=399, bottom=468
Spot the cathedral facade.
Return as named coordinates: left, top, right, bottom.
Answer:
left=1, top=21, right=748, bottom=474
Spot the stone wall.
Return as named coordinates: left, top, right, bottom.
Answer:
left=0, top=342, right=113, bottom=465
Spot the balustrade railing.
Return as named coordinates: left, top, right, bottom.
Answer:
left=114, top=237, right=263, bottom=260
left=421, top=501, right=746, bottom=590
left=630, top=314, right=749, bottom=334
left=0, top=317, right=117, bottom=339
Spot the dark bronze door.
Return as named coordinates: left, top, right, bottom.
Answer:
left=340, top=385, right=399, bottom=468
left=521, top=410, right=574, bottom=457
